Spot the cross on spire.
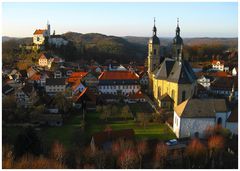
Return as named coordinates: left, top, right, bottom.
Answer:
left=154, top=17, right=156, bottom=26
left=177, top=18, right=179, bottom=27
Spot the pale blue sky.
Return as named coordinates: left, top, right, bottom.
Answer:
left=2, top=2, right=238, bottom=38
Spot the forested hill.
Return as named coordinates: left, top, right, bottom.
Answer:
left=2, top=33, right=238, bottom=65
left=61, top=32, right=147, bottom=63
left=124, top=36, right=238, bottom=47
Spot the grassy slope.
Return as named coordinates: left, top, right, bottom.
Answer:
left=85, top=111, right=176, bottom=140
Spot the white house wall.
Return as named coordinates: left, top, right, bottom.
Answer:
left=179, top=117, right=215, bottom=138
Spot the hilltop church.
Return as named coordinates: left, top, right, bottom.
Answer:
left=148, top=19, right=197, bottom=109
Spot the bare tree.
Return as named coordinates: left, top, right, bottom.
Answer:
left=186, top=138, right=207, bottom=168
left=154, top=142, right=168, bottom=168
left=121, top=105, right=131, bottom=120
left=51, top=141, right=65, bottom=165
left=137, top=140, right=148, bottom=168
left=117, top=148, right=139, bottom=169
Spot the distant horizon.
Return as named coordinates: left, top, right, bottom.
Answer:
left=2, top=32, right=238, bottom=39
left=2, top=2, right=238, bottom=38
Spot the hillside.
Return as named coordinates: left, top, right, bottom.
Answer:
left=2, top=33, right=238, bottom=65
left=124, top=36, right=238, bottom=48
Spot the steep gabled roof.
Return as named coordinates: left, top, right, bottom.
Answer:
left=154, top=58, right=196, bottom=84
left=175, top=98, right=227, bottom=118
left=33, top=29, right=46, bottom=35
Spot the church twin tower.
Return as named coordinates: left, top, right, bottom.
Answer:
left=148, top=18, right=183, bottom=74
left=147, top=18, right=196, bottom=109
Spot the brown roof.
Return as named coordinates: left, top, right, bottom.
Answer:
left=99, top=71, right=139, bottom=80
left=159, top=93, right=173, bottom=102
left=227, top=104, right=238, bottom=122
left=211, top=77, right=237, bottom=91
left=33, top=29, right=46, bottom=35
left=92, top=129, right=135, bottom=146
left=174, top=98, right=228, bottom=118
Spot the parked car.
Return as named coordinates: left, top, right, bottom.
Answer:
left=166, top=139, right=178, bottom=146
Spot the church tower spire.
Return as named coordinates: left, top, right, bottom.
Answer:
left=147, top=18, right=161, bottom=94
left=173, top=18, right=183, bottom=61
left=153, top=17, right=157, bottom=36
left=148, top=18, right=160, bottom=74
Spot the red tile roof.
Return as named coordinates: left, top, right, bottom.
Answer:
left=33, top=29, right=46, bottom=35
left=209, top=71, right=231, bottom=78
left=212, top=60, right=225, bottom=65
left=67, top=72, right=88, bottom=83
left=99, top=71, right=139, bottom=80
left=29, top=73, right=41, bottom=81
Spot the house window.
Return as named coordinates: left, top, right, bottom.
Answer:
left=37, top=37, right=40, bottom=41
left=182, top=91, right=186, bottom=102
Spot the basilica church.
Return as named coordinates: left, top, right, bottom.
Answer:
left=148, top=19, right=197, bottom=109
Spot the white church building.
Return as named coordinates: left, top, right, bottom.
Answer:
left=33, top=22, right=68, bottom=48
left=173, top=98, right=231, bottom=138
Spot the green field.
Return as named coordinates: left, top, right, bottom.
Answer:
left=85, top=111, right=176, bottom=140
left=3, top=114, right=83, bottom=148
left=3, top=109, right=176, bottom=149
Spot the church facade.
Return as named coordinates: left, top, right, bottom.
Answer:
left=148, top=19, right=197, bottom=108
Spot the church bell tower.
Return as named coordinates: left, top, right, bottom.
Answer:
left=147, top=18, right=160, bottom=74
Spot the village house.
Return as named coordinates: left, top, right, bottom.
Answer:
left=125, top=90, right=146, bottom=103
left=173, top=98, right=230, bottom=138
left=212, top=60, right=229, bottom=72
left=210, top=77, right=238, bottom=99
left=54, top=66, right=73, bottom=78
left=15, top=84, right=38, bottom=108
left=38, top=53, right=54, bottom=68
left=98, top=71, right=140, bottom=96
left=45, top=78, right=67, bottom=95
left=33, top=22, right=50, bottom=46
left=48, top=33, right=68, bottom=48
left=81, top=71, right=100, bottom=93
left=197, top=75, right=214, bottom=89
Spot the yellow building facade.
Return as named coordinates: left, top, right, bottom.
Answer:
left=148, top=20, right=197, bottom=109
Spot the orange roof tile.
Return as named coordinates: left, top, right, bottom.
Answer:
left=210, top=71, right=231, bottom=77
left=99, top=71, right=139, bottom=80
left=212, top=60, right=225, bottom=65
left=67, top=72, right=88, bottom=83
left=33, top=29, right=46, bottom=35
left=29, top=73, right=41, bottom=81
